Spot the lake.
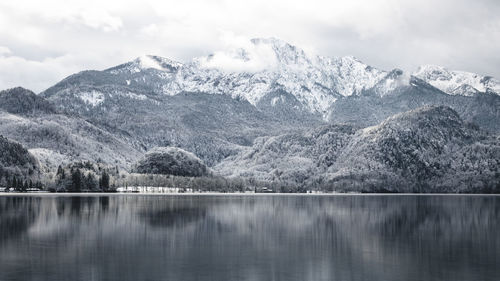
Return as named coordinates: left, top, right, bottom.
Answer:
left=0, top=194, right=498, bottom=281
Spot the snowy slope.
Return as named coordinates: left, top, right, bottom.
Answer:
left=43, top=38, right=500, bottom=119
left=414, top=65, right=500, bottom=96
left=101, top=38, right=390, bottom=115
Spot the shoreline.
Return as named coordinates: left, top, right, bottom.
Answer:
left=0, top=192, right=498, bottom=196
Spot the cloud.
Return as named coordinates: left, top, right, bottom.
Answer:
left=198, top=33, right=278, bottom=73
left=0, top=0, right=123, bottom=32
left=73, top=8, right=123, bottom=32
left=0, top=46, right=11, bottom=56
left=0, top=0, right=499, bottom=92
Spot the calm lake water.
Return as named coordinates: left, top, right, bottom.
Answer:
left=0, top=194, right=498, bottom=281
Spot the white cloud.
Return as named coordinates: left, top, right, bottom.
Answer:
left=0, top=46, right=11, bottom=56
left=198, top=33, right=278, bottom=73
left=75, top=8, right=123, bottom=32
left=0, top=0, right=123, bottom=31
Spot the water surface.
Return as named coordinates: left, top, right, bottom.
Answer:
left=0, top=194, right=498, bottom=281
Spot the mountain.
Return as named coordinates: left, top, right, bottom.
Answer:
left=414, top=65, right=500, bottom=96
left=216, top=106, right=500, bottom=193
left=329, top=106, right=499, bottom=193
left=40, top=38, right=499, bottom=133
left=40, top=50, right=328, bottom=166
left=328, top=76, right=500, bottom=132
left=1, top=38, right=498, bottom=192
left=0, top=87, right=141, bottom=173
left=41, top=38, right=392, bottom=118
left=35, top=38, right=499, bottom=173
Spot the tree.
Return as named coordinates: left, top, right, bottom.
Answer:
left=99, top=171, right=110, bottom=191
left=84, top=173, right=97, bottom=191
left=12, top=176, right=20, bottom=191
left=56, top=165, right=65, bottom=180
left=69, top=169, right=82, bottom=192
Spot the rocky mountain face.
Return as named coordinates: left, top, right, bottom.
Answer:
left=1, top=38, right=499, bottom=192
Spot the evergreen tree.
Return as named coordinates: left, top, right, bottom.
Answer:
left=35, top=181, right=43, bottom=190
left=12, top=176, right=19, bottom=191
left=99, top=171, right=110, bottom=191
left=56, top=165, right=65, bottom=179
left=69, top=169, right=82, bottom=192
left=84, top=173, right=97, bottom=191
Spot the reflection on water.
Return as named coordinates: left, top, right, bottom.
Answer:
left=0, top=195, right=498, bottom=281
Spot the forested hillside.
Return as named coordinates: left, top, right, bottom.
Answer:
left=0, top=135, right=40, bottom=189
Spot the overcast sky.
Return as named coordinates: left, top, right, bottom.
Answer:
left=1, top=0, right=499, bottom=92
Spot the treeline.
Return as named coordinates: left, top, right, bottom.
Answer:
left=114, top=173, right=311, bottom=193
left=50, top=162, right=112, bottom=192
left=1, top=175, right=43, bottom=192
left=115, top=173, right=248, bottom=193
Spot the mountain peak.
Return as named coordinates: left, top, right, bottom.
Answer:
left=106, top=55, right=183, bottom=74
left=414, top=65, right=500, bottom=96
left=134, top=55, right=183, bottom=71
left=250, top=37, right=289, bottom=46
left=248, top=37, right=311, bottom=66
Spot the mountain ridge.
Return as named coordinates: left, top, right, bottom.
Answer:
left=1, top=38, right=499, bottom=192
left=41, top=38, right=500, bottom=124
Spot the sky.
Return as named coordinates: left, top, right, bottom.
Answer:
left=1, top=0, right=500, bottom=92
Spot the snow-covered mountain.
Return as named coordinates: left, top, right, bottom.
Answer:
left=101, top=38, right=392, bottom=116
left=42, top=37, right=500, bottom=122
left=414, top=65, right=500, bottom=96
left=0, top=87, right=142, bottom=172
left=99, top=38, right=499, bottom=116
left=36, top=37, right=500, bottom=168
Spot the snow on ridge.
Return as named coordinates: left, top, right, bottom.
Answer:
left=82, top=38, right=500, bottom=117
left=96, top=38, right=419, bottom=116
left=137, top=55, right=168, bottom=71
left=414, top=65, right=500, bottom=96
left=104, top=38, right=389, bottom=110
left=109, top=55, right=183, bottom=74
left=186, top=38, right=391, bottom=115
